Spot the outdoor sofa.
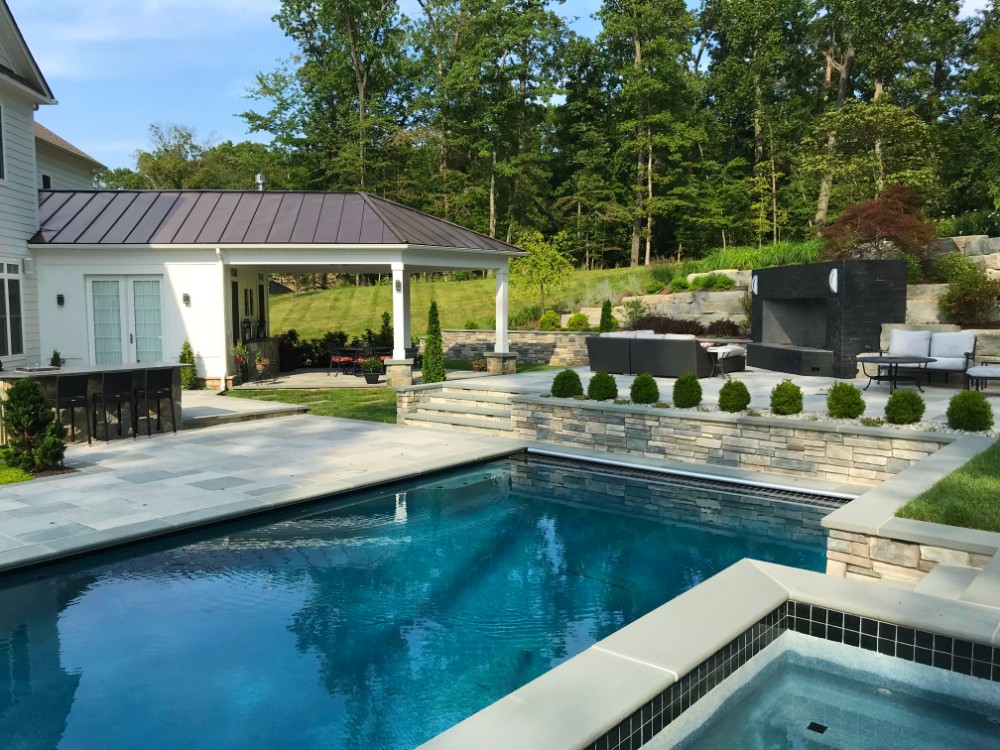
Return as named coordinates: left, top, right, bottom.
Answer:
left=586, top=332, right=742, bottom=379
left=882, top=329, right=977, bottom=383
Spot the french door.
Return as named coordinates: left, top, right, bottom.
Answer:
left=87, top=276, right=164, bottom=364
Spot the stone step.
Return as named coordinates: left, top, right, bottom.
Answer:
left=428, top=390, right=513, bottom=406
left=418, top=403, right=511, bottom=420
left=404, top=411, right=513, bottom=434
left=913, top=564, right=980, bottom=600
left=959, top=553, right=1000, bottom=608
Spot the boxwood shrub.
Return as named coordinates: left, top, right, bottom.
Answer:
left=551, top=369, right=584, bottom=398
left=827, top=382, right=866, bottom=419
left=770, top=379, right=803, bottom=415
left=946, top=390, right=994, bottom=431
left=566, top=313, right=591, bottom=331
left=630, top=373, right=659, bottom=404
left=538, top=310, right=562, bottom=331
left=718, top=379, right=751, bottom=413
left=884, top=390, right=925, bottom=425
left=672, top=372, right=702, bottom=408
left=587, top=371, right=618, bottom=401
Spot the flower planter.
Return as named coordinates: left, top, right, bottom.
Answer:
left=363, top=373, right=381, bottom=384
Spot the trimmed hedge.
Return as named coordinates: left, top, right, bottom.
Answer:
left=587, top=371, right=618, bottom=401
left=884, top=390, right=925, bottom=425
left=551, top=369, right=584, bottom=398
left=538, top=310, right=562, bottom=331
left=718, top=379, right=751, bottom=413
left=947, top=390, right=994, bottom=431
left=566, top=313, right=591, bottom=331
left=673, top=372, right=702, bottom=408
left=827, top=382, right=865, bottom=419
left=770, top=379, right=803, bottom=415
left=630, top=373, right=660, bottom=404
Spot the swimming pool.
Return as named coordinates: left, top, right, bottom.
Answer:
left=652, top=631, right=1000, bottom=749
left=0, top=458, right=827, bottom=749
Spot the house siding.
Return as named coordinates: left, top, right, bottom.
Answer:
left=36, top=143, right=96, bottom=190
left=0, top=87, right=41, bottom=365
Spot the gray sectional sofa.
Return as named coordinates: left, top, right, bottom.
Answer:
left=586, top=332, right=743, bottom=379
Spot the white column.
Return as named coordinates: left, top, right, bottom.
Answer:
left=495, top=265, right=509, bottom=353
left=391, top=262, right=410, bottom=360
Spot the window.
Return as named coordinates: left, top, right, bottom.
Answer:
left=41, top=174, right=51, bottom=189
left=0, top=263, right=23, bottom=357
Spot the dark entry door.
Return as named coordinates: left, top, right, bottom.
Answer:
left=231, top=281, right=240, bottom=344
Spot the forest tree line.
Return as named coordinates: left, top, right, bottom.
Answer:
left=100, top=0, right=1000, bottom=269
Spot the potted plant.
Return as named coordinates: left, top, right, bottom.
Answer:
left=231, top=341, right=249, bottom=366
left=360, top=356, right=382, bottom=384
left=255, top=351, right=271, bottom=375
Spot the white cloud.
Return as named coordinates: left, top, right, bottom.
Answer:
left=961, top=0, right=990, bottom=15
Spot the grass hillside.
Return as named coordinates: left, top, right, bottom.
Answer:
left=269, top=241, right=821, bottom=339
left=270, top=266, right=654, bottom=339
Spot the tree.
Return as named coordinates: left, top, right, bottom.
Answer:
left=820, top=185, right=936, bottom=260
left=1, top=378, right=66, bottom=473
left=509, top=229, right=572, bottom=310
left=422, top=301, right=446, bottom=383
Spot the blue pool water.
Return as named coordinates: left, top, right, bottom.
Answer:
left=664, top=633, right=1000, bottom=749
left=0, top=459, right=825, bottom=749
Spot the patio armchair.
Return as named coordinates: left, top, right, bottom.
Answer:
left=327, top=346, right=356, bottom=376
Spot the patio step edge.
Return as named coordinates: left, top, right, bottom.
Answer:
left=418, top=403, right=512, bottom=419
left=404, top=412, right=513, bottom=432
left=427, top=391, right=513, bottom=405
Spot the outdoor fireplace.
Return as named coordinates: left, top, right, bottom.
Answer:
left=748, top=260, right=907, bottom=378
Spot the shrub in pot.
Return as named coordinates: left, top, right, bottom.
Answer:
left=587, top=371, right=618, bottom=401
left=673, top=372, right=702, bottom=408
left=630, top=373, right=659, bottom=404
left=551, top=369, right=584, bottom=398
left=718, top=379, right=751, bottom=413
left=360, top=356, right=383, bottom=383
left=884, top=390, right=925, bottom=425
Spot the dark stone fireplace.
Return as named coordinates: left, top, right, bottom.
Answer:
left=748, top=260, right=907, bottom=378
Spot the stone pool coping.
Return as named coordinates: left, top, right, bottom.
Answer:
left=417, top=559, right=1000, bottom=750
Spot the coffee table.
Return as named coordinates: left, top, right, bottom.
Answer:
left=855, top=355, right=936, bottom=392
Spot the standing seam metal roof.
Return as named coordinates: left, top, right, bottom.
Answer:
left=30, top=190, right=524, bottom=254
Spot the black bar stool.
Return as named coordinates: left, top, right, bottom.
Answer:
left=56, top=374, right=92, bottom=445
left=134, top=368, right=177, bottom=436
left=92, top=370, right=135, bottom=441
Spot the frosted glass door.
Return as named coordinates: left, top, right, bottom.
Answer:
left=129, top=279, right=162, bottom=362
left=90, top=279, right=125, bottom=364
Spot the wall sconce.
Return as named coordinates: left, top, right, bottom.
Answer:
left=750, top=276, right=759, bottom=296
left=182, top=293, right=191, bottom=307
left=56, top=294, right=65, bottom=306
left=395, top=279, right=402, bottom=292
left=828, top=269, right=839, bottom=294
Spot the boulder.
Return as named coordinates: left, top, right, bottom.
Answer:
left=954, top=235, right=993, bottom=256
left=967, top=253, right=1000, bottom=271
left=685, top=269, right=752, bottom=287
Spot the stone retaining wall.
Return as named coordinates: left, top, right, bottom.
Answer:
left=512, top=396, right=948, bottom=486
left=441, top=329, right=589, bottom=366
left=825, top=530, right=992, bottom=583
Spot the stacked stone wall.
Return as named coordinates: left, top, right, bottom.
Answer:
left=440, top=330, right=589, bottom=366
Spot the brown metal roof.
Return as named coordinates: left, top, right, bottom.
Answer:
left=34, top=123, right=105, bottom=169
left=30, top=190, right=524, bottom=254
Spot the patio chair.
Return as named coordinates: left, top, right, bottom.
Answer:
left=55, top=373, right=92, bottom=445
left=92, top=370, right=135, bottom=441
left=327, top=346, right=356, bottom=376
left=134, top=368, right=177, bottom=437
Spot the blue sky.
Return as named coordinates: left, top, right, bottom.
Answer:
left=7, top=0, right=986, bottom=172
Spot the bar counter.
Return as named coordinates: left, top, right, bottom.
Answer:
left=0, top=362, right=185, bottom=443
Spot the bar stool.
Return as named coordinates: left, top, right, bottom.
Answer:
left=133, top=368, right=177, bottom=437
left=55, top=374, right=92, bottom=445
left=92, top=370, right=135, bottom=441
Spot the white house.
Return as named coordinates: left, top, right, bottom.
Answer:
left=1, top=0, right=521, bottom=389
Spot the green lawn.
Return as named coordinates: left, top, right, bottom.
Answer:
left=444, top=360, right=561, bottom=374
left=224, top=388, right=397, bottom=423
left=896, top=441, right=1000, bottom=533
left=270, top=266, right=655, bottom=340
left=0, top=464, right=32, bottom=484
